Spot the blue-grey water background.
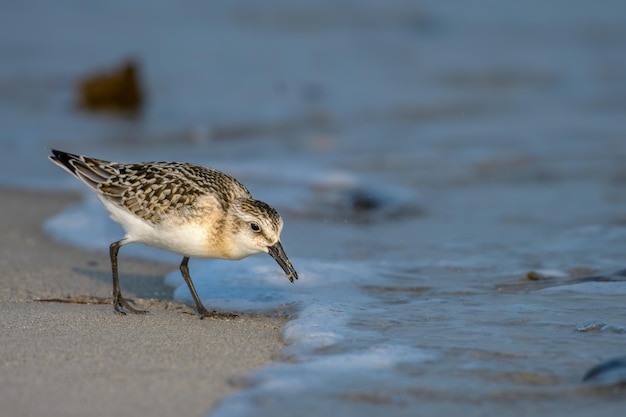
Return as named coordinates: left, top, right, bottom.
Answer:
left=2, top=1, right=626, bottom=415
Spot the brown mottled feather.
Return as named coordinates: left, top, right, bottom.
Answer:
left=50, top=150, right=251, bottom=224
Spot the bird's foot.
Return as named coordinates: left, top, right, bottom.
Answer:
left=197, top=306, right=238, bottom=320
left=113, top=295, right=148, bottom=315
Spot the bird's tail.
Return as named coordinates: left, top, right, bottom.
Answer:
left=49, top=149, right=116, bottom=191
left=49, top=149, right=84, bottom=176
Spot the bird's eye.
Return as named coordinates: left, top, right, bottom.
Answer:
left=250, top=222, right=261, bottom=232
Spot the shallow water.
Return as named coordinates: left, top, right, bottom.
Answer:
left=3, top=0, right=626, bottom=415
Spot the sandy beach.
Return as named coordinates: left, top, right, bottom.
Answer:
left=0, top=187, right=288, bottom=417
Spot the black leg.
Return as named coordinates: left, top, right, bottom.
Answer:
left=179, top=257, right=237, bottom=319
left=110, top=240, right=147, bottom=315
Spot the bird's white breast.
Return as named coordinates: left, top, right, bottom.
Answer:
left=98, top=196, right=219, bottom=258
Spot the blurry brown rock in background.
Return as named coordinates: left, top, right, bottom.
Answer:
left=78, top=60, right=144, bottom=115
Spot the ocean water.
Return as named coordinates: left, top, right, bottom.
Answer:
left=3, top=1, right=626, bottom=416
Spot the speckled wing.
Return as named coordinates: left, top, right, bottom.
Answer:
left=50, top=150, right=252, bottom=224
left=107, top=162, right=253, bottom=223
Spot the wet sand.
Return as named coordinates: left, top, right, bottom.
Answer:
left=0, top=187, right=287, bottom=417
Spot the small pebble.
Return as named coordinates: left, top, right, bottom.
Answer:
left=576, top=319, right=606, bottom=332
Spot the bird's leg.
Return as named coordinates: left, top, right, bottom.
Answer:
left=179, top=257, right=237, bottom=319
left=110, top=240, right=147, bottom=315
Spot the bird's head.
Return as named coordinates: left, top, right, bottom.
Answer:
left=227, top=198, right=298, bottom=282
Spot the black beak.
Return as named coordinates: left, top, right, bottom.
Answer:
left=267, top=241, right=298, bottom=283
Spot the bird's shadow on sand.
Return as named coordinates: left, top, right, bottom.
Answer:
left=73, top=266, right=176, bottom=300
left=35, top=266, right=202, bottom=314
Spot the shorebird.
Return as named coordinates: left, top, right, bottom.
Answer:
left=49, top=149, right=298, bottom=318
